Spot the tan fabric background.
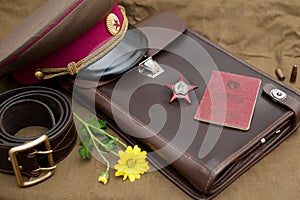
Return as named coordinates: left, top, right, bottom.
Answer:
left=1, top=0, right=300, bottom=199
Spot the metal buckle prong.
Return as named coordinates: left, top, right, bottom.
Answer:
left=28, top=149, right=53, bottom=155
left=32, top=166, right=57, bottom=173
left=8, top=135, right=56, bottom=187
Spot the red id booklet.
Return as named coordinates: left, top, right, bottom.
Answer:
left=194, top=71, right=261, bottom=130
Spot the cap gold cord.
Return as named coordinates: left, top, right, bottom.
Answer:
left=33, top=6, right=128, bottom=81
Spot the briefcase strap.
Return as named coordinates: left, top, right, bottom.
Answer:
left=263, top=83, right=300, bottom=125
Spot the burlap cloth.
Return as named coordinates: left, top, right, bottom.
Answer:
left=1, top=0, right=300, bottom=199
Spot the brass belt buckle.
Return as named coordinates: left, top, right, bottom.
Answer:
left=8, top=135, right=56, bottom=187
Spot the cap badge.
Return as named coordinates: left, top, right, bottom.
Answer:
left=106, top=13, right=121, bottom=36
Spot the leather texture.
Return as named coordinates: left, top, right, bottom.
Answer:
left=60, top=12, right=300, bottom=199
left=0, top=86, right=77, bottom=177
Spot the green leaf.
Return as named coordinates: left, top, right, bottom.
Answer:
left=89, top=116, right=99, bottom=127
left=101, top=138, right=110, bottom=144
left=79, top=126, right=89, bottom=138
left=85, top=140, right=94, bottom=151
left=88, top=115, right=107, bottom=130
left=79, top=145, right=91, bottom=159
left=80, top=140, right=93, bottom=150
left=79, top=141, right=84, bottom=146
left=97, top=120, right=106, bottom=129
left=100, top=138, right=117, bottom=152
left=103, top=144, right=113, bottom=152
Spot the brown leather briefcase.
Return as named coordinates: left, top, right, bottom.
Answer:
left=60, top=12, right=300, bottom=199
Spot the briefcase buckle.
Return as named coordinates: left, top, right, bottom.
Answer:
left=8, top=135, right=56, bottom=187
left=138, top=57, right=164, bottom=78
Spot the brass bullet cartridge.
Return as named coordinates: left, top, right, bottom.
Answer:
left=275, top=68, right=285, bottom=81
left=290, top=65, right=297, bottom=83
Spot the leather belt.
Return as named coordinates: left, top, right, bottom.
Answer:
left=0, top=86, right=77, bottom=187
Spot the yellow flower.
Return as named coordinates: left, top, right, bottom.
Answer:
left=98, top=171, right=109, bottom=184
left=114, top=145, right=150, bottom=182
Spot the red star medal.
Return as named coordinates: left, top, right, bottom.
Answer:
left=165, top=76, right=198, bottom=104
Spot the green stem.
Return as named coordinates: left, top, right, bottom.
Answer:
left=92, top=137, right=110, bottom=171
left=111, top=151, right=119, bottom=157
left=73, top=112, right=127, bottom=149
left=74, top=112, right=125, bottom=169
left=77, top=115, right=110, bottom=171
left=116, top=140, right=127, bottom=149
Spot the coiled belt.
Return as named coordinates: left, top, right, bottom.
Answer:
left=0, top=86, right=77, bottom=187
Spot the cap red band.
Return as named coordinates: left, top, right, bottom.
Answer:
left=13, top=3, right=124, bottom=84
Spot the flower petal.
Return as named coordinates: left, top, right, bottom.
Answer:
left=128, top=174, right=136, bottom=182
left=123, top=174, right=128, bottom=181
left=115, top=171, right=124, bottom=177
